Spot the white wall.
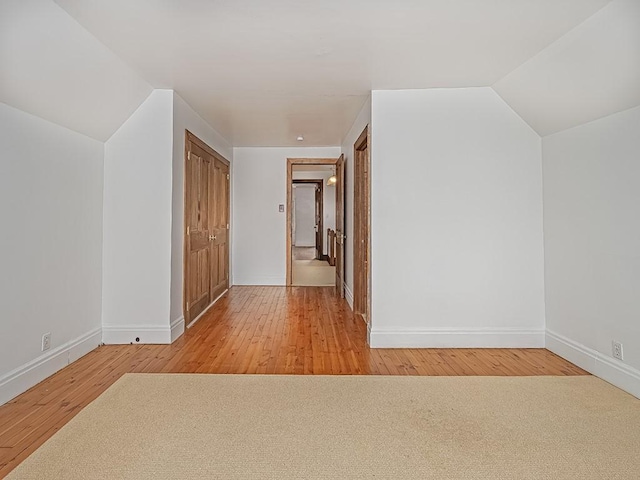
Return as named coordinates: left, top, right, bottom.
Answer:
left=102, top=90, right=174, bottom=344
left=293, top=185, right=316, bottom=247
left=543, top=105, right=640, bottom=398
left=292, top=170, right=337, bottom=255
left=340, top=98, right=371, bottom=308
left=369, top=88, right=545, bottom=348
left=170, top=93, right=232, bottom=335
left=493, top=0, right=640, bottom=137
left=0, top=102, right=103, bottom=405
left=232, top=147, right=341, bottom=285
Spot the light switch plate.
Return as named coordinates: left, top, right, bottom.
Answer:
left=279, top=204, right=285, bottom=212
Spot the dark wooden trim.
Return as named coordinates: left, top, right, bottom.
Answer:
left=355, top=126, right=368, bottom=150
left=182, top=130, right=190, bottom=321
left=186, top=130, right=230, bottom=166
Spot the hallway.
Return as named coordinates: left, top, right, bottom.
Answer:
left=292, top=247, right=335, bottom=286
left=0, top=286, right=586, bottom=476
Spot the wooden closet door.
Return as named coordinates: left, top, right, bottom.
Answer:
left=185, top=145, right=212, bottom=323
left=184, top=132, right=231, bottom=326
left=209, top=158, right=230, bottom=300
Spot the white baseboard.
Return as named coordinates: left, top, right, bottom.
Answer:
left=344, top=284, right=354, bottom=310
left=233, top=276, right=285, bottom=286
left=369, top=328, right=545, bottom=348
left=0, top=327, right=101, bottom=406
left=546, top=330, right=640, bottom=399
left=102, top=324, right=172, bottom=344
left=170, top=316, right=185, bottom=342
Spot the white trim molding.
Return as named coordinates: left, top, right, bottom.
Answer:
left=546, top=330, right=640, bottom=399
left=170, top=316, right=185, bottom=342
left=102, top=324, right=172, bottom=345
left=0, top=327, right=101, bottom=406
left=344, top=284, right=354, bottom=310
left=369, top=327, right=545, bottom=348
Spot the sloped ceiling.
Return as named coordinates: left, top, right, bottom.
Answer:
left=494, top=0, right=640, bottom=136
left=51, top=0, right=612, bottom=145
left=3, top=0, right=638, bottom=144
left=0, top=0, right=152, bottom=141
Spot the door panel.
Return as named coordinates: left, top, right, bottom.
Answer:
left=184, top=133, right=231, bottom=325
left=185, top=148, right=211, bottom=322
left=335, top=154, right=345, bottom=297
left=209, top=158, right=230, bottom=300
left=354, top=127, right=370, bottom=323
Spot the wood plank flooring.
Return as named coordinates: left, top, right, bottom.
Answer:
left=0, top=286, right=587, bottom=477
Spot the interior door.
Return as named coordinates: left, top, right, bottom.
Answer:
left=184, top=132, right=231, bottom=326
left=185, top=145, right=211, bottom=323
left=209, top=158, right=230, bottom=300
left=354, top=127, right=370, bottom=323
left=335, top=154, right=345, bottom=297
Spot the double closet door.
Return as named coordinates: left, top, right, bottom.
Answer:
left=184, top=132, right=230, bottom=325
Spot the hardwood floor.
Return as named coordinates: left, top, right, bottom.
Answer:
left=0, top=286, right=587, bottom=477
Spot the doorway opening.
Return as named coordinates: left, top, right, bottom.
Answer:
left=291, top=170, right=333, bottom=286
left=292, top=179, right=324, bottom=262
left=286, top=157, right=345, bottom=289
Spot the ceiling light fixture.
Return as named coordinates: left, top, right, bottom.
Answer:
left=327, top=165, right=337, bottom=186
left=296, top=135, right=304, bottom=141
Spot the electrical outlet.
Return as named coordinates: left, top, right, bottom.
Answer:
left=612, top=341, right=623, bottom=361
left=42, top=333, right=51, bottom=352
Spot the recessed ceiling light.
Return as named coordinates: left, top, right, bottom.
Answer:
left=296, top=136, right=304, bottom=141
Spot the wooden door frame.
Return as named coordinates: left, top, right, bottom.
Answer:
left=286, top=158, right=338, bottom=286
left=353, top=125, right=371, bottom=324
left=292, top=179, right=324, bottom=259
left=183, top=130, right=231, bottom=325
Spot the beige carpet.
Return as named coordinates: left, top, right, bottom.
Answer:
left=292, top=246, right=317, bottom=260
left=292, top=260, right=335, bottom=286
left=8, top=375, right=640, bottom=479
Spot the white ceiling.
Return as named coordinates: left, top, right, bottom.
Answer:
left=0, top=0, right=152, bottom=141
left=494, top=0, right=640, bottom=136
left=49, top=0, right=612, bottom=145
left=4, top=0, right=638, bottom=145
